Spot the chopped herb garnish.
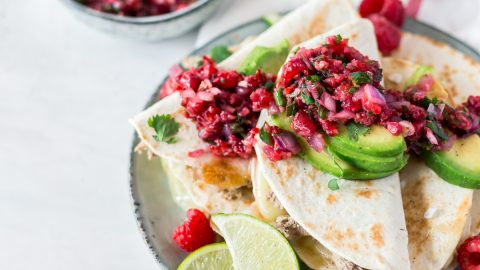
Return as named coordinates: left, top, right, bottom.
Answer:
left=274, top=88, right=287, bottom=106
left=426, top=121, right=449, bottom=141
left=264, top=81, right=275, bottom=91
left=210, top=45, right=232, bottom=63
left=346, top=122, right=370, bottom=141
left=306, top=74, right=321, bottom=82
left=260, top=125, right=273, bottom=146
left=301, top=91, right=315, bottom=104
left=286, top=103, right=298, bottom=116
left=348, top=87, right=358, bottom=94
left=350, top=72, right=371, bottom=86
left=334, top=34, right=342, bottom=45
left=328, top=178, right=340, bottom=191
left=147, top=114, right=179, bottom=144
left=318, top=106, right=328, bottom=119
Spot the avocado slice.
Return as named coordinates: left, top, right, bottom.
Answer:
left=237, top=39, right=289, bottom=75
left=422, top=135, right=480, bottom=189
left=327, top=138, right=408, bottom=172
left=270, top=114, right=403, bottom=180
left=328, top=124, right=406, bottom=157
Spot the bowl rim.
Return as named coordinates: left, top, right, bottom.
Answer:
left=129, top=16, right=480, bottom=270
left=61, top=0, right=214, bottom=24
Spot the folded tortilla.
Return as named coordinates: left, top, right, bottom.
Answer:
left=130, top=0, right=360, bottom=215
left=255, top=19, right=410, bottom=270
left=387, top=34, right=480, bottom=269
left=218, top=0, right=358, bottom=70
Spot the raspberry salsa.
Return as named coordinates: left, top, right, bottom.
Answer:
left=261, top=36, right=480, bottom=167
left=75, top=0, right=197, bottom=17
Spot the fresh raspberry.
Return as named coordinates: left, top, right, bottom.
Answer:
left=457, top=236, right=480, bottom=270
left=359, top=0, right=405, bottom=27
left=380, top=0, right=405, bottom=27
left=368, top=14, right=402, bottom=55
left=292, top=111, right=317, bottom=138
left=359, top=0, right=384, bottom=18
left=172, top=209, right=215, bottom=252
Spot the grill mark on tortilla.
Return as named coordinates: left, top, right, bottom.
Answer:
left=354, top=189, right=378, bottom=199
left=286, top=165, right=294, bottom=179
left=326, top=194, right=337, bottom=204
left=370, top=224, right=385, bottom=248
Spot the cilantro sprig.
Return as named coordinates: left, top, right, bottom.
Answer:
left=147, top=114, right=179, bottom=144
left=346, top=122, right=370, bottom=141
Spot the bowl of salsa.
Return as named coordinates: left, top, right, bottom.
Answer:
left=62, top=0, right=222, bottom=41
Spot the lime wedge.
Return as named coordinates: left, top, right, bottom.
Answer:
left=211, top=213, right=299, bottom=270
left=177, top=242, right=233, bottom=270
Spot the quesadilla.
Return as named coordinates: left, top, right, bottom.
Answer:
left=254, top=19, right=411, bottom=270
left=383, top=41, right=480, bottom=269
left=130, top=0, right=360, bottom=215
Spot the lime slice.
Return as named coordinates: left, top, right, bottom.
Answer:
left=211, top=213, right=299, bottom=270
left=177, top=242, right=233, bottom=270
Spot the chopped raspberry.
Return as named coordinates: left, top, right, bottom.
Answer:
left=386, top=121, right=402, bottom=135
left=292, top=111, right=317, bottom=138
left=172, top=209, right=215, bottom=252
left=457, top=236, right=480, bottom=270
left=368, top=14, right=402, bottom=55
left=359, top=0, right=384, bottom=18
left=262, top=145, right=293, bottom=161
left=380, top=0, right=405, bottom=27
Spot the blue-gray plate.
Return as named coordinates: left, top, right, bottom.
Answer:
left=129, top=17, right=480, bottom=269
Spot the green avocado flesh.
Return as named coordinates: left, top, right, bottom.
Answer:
left=270, top=114, right=404, bottom=180
left=422, top=135, right=480, bottom=189
left=327, top=138, right=408, bottom=172
left=237, top=39, right=289, bottom=75
left=328, top=124, right=406, bottom=157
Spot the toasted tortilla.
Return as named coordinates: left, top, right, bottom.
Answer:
left=391, top=33, right=480, bottom=106
left=218, top=0, right=358, bottom=71
left=472, top=191, right=480, bottom=235
left=386, top=35, right=480, bottom=269
left=130, top=0, right=362, bottom=215
left=399, top=157, right=473, bottom=270
left=255, top=19, right=410, bottom=270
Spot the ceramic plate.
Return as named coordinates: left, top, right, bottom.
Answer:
left=129, top=17, right=480, bottom=269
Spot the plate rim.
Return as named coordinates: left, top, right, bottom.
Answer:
left=128, top=16, right=480, bottom=269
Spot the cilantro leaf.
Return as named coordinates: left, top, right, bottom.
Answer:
left=350, top=72, right=371, bottom=86
left=147, top=114, right=179, bottom=144
left=346, top=122, right=370, bottom=141
left=328, top=179, right=340, bottom=191
left=426, top=121, right=449, bottom=141
left=210, top=45, right=232, bottom=63
left=259, top=125, right=273, bottom=146
left=334, top=34, right=342, bottom=45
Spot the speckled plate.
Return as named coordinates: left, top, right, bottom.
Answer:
left=129, top=17, right=480, bottom=269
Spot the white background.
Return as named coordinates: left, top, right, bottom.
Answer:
left=1, top=0, right=479, bottom=269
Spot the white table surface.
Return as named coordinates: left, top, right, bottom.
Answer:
left=2, top=0, right=480, bottom=269
left=0, top=1, right=196, bottom=269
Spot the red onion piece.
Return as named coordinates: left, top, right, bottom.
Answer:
left=307, top=133, right=325, bottom=152
left=363, top=84, right=386, bottom=106
left=197, top=91, right=214, bottom=101
left=440, top=134, right=456, bottom=151
left=208, top=87, right=222, bottom=95
left=181, top=89, right=196, bottom=99
left=425, top=128, right=439, bottom=145
left=328, top=110, right=355, bottom=122
left=273, top=133, right=301, bottom=154
left=222, top=124, right=233, bottom=137
left=321, top=92, right=337, bottom=112
left=399, top=120, right=415, bottom=137
left=389, top=101, right=411, bottom=110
